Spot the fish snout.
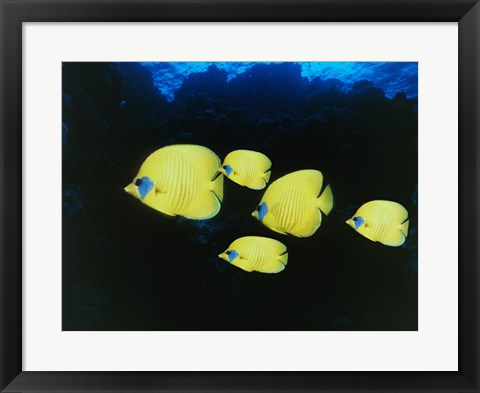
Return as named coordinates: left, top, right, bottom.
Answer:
left=124, top=184, right=135, bottom=194
left=218, top=253, right=228, bottom=262
left=345, top=219, right=354, bottom=228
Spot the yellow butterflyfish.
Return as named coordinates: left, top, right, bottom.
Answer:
left=346, top=200, right=409, bottom=247
left=252, top=169, right=333, bottom=237
left=218, top=236, right=288, bottom=273
left=219, top=149, right=272, bottom=190
left=124, top=144, right=223, bottom=219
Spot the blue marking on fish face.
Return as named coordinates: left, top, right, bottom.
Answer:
left=353, top=216, right=365, bottom=229
left=223, top=165, right=233, bottom=176
left=256, top=202, right=268, bottom=222
left=135, top=176, right=154, bottom=200
left=226, top=250, right=239, bottom=262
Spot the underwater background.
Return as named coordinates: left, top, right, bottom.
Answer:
left=62, top=62, right=418, bottom=331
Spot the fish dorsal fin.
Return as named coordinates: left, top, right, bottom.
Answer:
left=252, top=151, right=272, bottom=173
left=228, top=150, right=272, bottom=170
left=293, top=170, right=324, bottom=195
left=360, top=200, right=408, bottom=223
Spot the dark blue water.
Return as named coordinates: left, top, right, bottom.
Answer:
left=62, top=62, right=418, bottom=330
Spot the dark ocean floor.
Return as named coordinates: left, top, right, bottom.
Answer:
left=62, top=62, right=418, bottom=330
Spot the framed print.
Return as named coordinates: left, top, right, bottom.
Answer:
left=1, top=0, right=479, bottom=392
left=62, top=60, right=419, bottom=333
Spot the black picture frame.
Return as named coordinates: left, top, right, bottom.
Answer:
left=1, top=1, right=478, bottom=392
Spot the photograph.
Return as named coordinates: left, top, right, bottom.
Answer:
left=2, top=0, right=478, bottom=390
left=62, top=61, right=418, bottom=331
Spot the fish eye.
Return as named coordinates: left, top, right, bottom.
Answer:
left=256, top=205, right=261, bottom=211
left=223, top=164, right=233, bottom=176
left=135, top=178, right=143, bottom=186
left=353, top=217, right=358, bottom=222
left=225, top=250, right=239, bottom=262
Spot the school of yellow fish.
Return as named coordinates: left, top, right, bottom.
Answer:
left=125, top=144, right=410, bottom=274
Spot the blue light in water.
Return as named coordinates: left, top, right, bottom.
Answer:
left=141, top=62, right=417, bottom=102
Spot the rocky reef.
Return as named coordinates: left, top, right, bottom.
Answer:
left=63, top=62, right=418, bottom=330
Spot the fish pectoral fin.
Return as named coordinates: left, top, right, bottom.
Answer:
left=155, top=185, right=167, bottom=194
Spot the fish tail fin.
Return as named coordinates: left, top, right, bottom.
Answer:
left=210, top=171, right=224, bottom=202
left=263, top=170, right=271, bottom=183
left=400, top=219, right=409, bottom=237
left=279, top=250, right=288, bottom=267
left=317, top=184, right=334, bottom=216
